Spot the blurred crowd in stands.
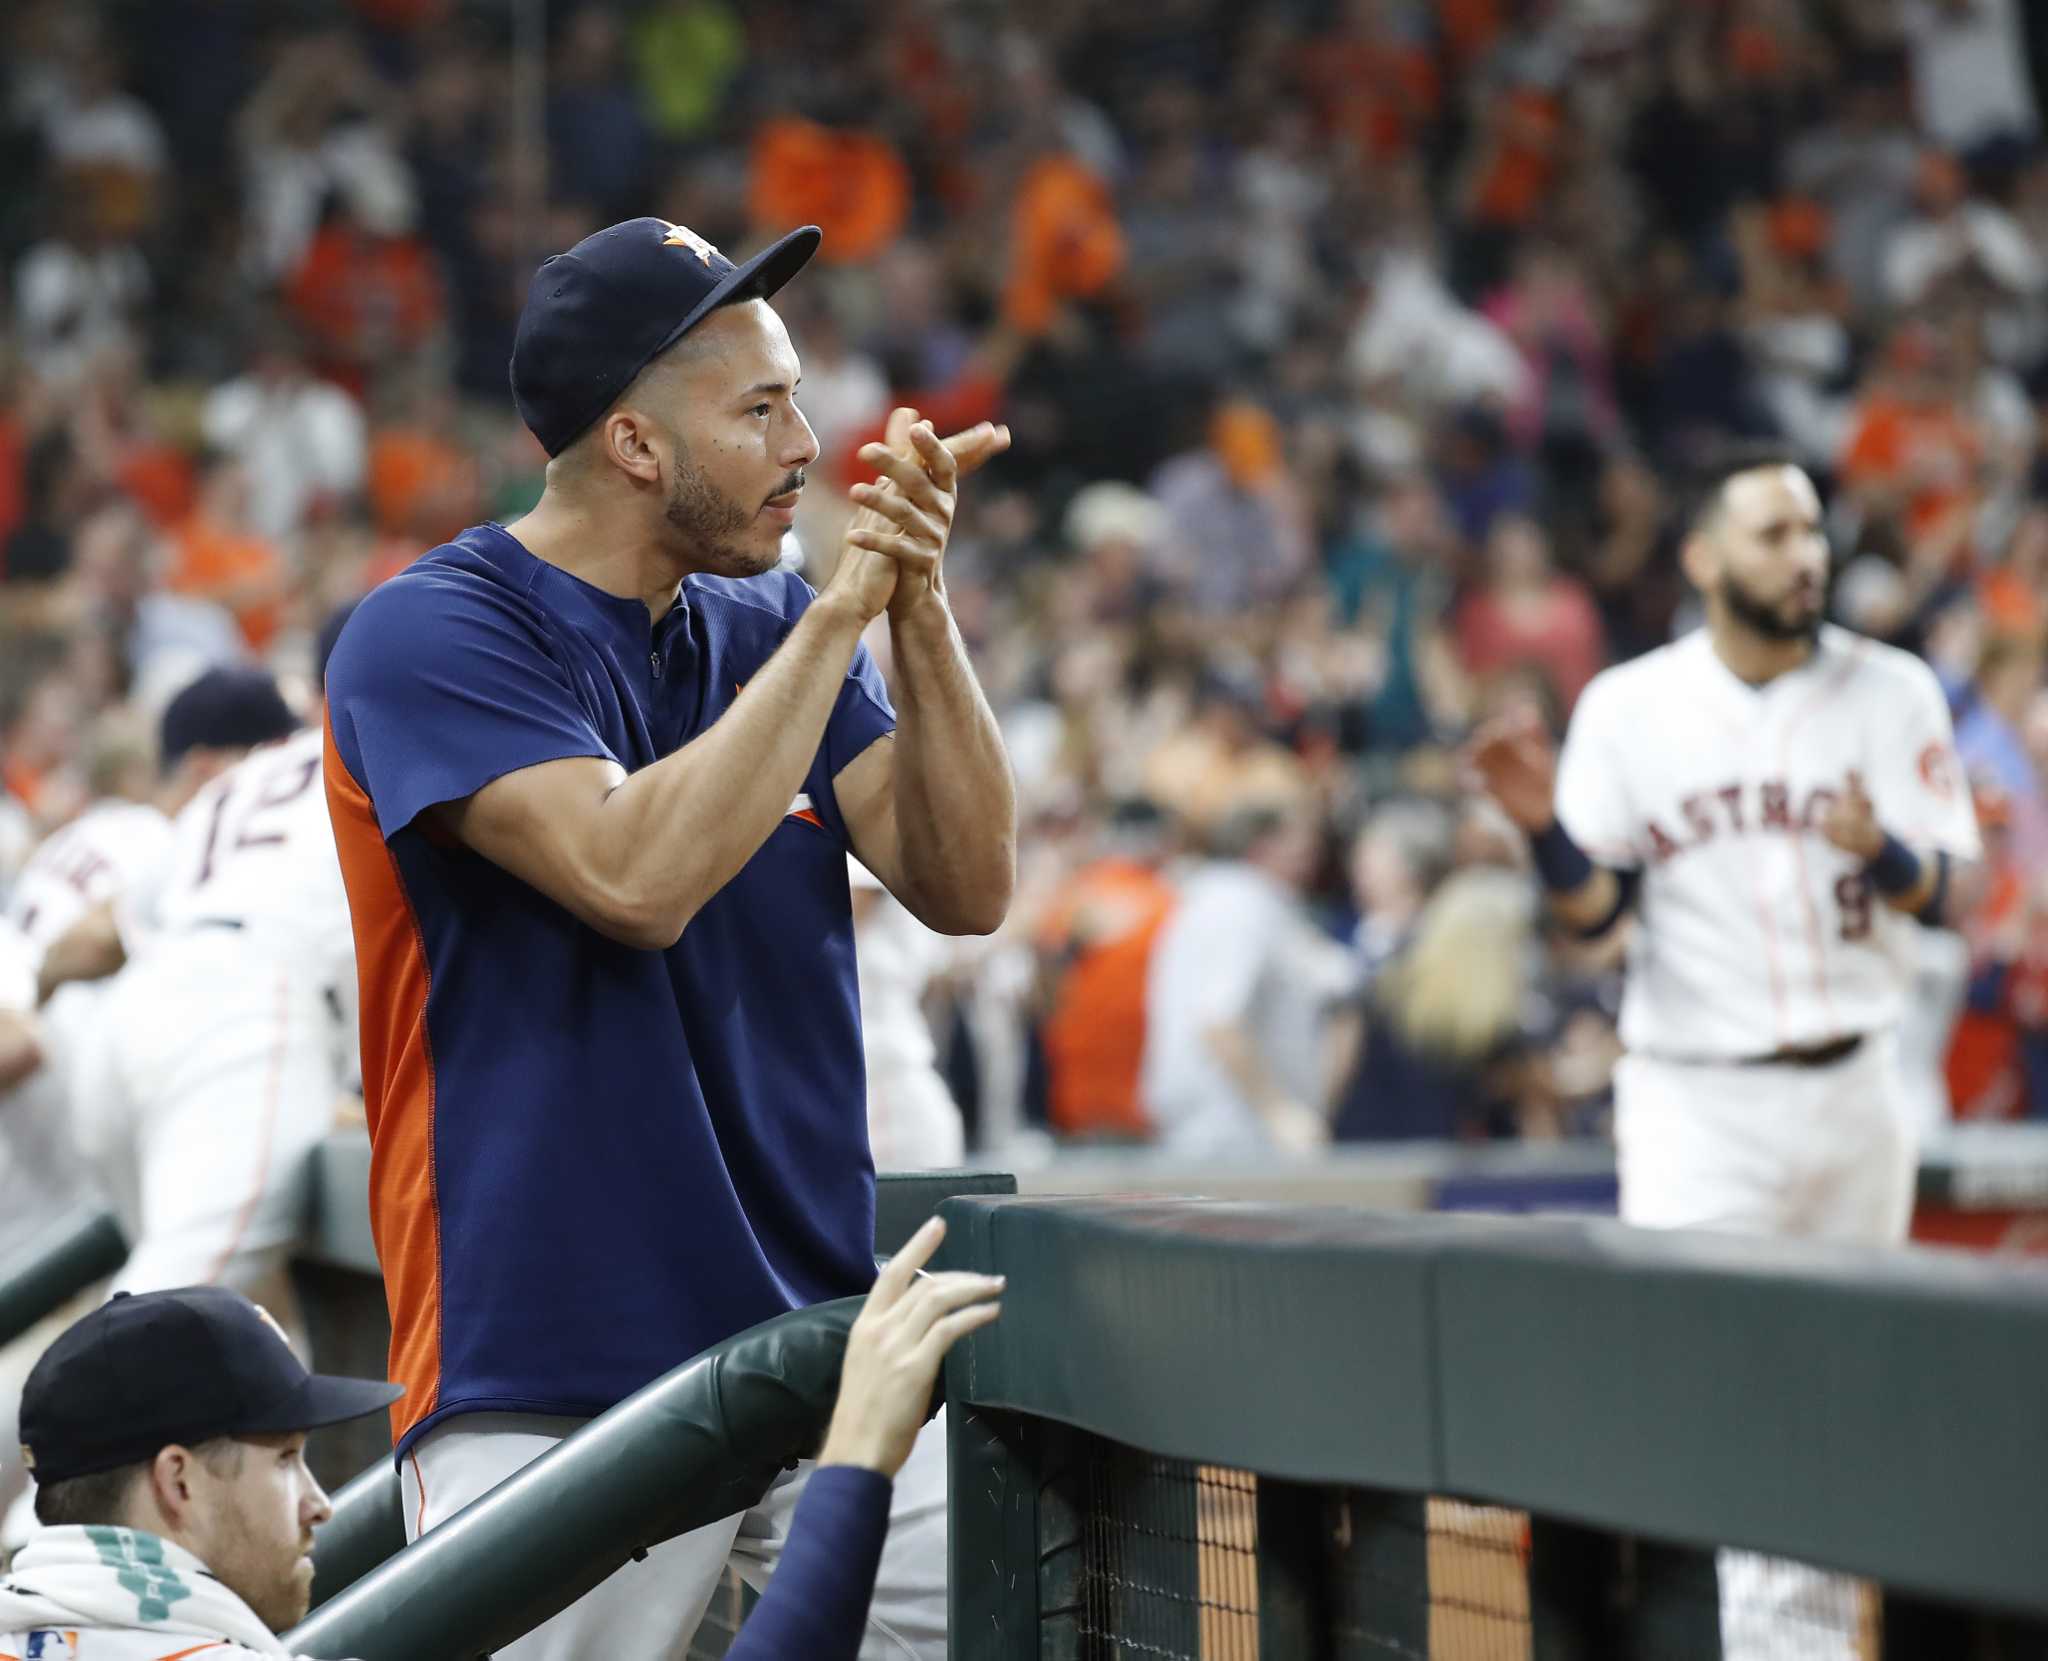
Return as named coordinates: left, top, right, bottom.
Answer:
left=5, top=0, right=2048, bottom=1161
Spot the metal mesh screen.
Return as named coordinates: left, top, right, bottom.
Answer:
left=1047, top=1430, right=1534, bottom=1660
left=1031, top=1426, right=1910, bottom=1659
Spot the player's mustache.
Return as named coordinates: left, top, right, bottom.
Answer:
left=766, top=470, right=806, bottom=504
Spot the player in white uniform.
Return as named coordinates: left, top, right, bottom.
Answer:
left=850, top=855, right=964, bottom=1168
left=85, top=721, right=355, bottom=1309
left=2, top=675, right=304, bottom=1259
left=1473, top=455, right=1980, bottom=1660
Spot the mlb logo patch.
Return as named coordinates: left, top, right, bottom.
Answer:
left=26, top=1629, right=78, bottom=1659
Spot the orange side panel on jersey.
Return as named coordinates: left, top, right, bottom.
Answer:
left=324, top=714, right=442, bottom=1445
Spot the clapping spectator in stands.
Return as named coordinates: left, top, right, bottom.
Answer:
left=236, top=32, right=407, bottom=285
left=1880, top=150, right=2045, bottom=369
left=200, top=319, right=367, bottom=549
left=1141, top=800, right=1355, bottom=1155
left=13, top=185, right=152, bottom=395
left=284, top=165, right=446, bottom=401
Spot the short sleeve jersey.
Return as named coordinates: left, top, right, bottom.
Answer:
left=323, top=524, right=895, bottom=1456
left=1554, top=626, right=1980, bottom=1060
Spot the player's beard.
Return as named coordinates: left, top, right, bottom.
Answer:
left=664, top=436, right=779, bottom=579
left=1720, top=568, right=1823, bottom=645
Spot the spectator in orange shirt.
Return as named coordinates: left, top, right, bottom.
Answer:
left=165, top=456, right=288, bottom=651
left=284, top=177, right=445, bottom=399
left=1037, top=798, right=1178, bottom=1142
left=365, top=374, right=481, bottom=565
left=1838, top=320, right=1981, bottom=555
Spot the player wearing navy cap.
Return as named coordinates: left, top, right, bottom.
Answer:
left=323, top=217, right=1014, bottom=1659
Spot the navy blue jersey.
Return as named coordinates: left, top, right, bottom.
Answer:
left=323, top=523, right=893, bottom=1457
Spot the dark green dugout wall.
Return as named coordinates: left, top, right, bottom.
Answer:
left=939, top=1194, right=2048, bottom=1645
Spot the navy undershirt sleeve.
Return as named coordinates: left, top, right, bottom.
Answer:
left=724, top=1466, right=893, bottom=1661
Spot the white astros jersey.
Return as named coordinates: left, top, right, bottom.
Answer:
left=5, top=801, right=172, bottom=960
left=1556, top=626, right=1980, bottom=1061
left=133, top=727, right=352, bottom=974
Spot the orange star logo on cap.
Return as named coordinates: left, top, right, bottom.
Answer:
left=660, top=222, right=721, bottom=266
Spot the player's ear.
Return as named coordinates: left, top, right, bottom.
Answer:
left=1679, top=526, right=1718, bottom=593
left=598, top=407, right=665, bottom=487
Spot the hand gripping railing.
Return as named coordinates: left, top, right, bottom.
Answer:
left=287, top=1296, right=862, bottom=1660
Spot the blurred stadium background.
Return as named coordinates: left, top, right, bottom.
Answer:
left=6, top=4, right=2048, bottom=1656
left=6, top=0, right=2048, bottom=1163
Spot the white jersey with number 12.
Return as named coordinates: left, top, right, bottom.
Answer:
left=134, top=727, right=353, bottom=975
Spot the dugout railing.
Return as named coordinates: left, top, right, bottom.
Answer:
left=936, top=1195, right=2048, bottom=1658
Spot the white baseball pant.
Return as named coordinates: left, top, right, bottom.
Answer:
left=81, top=931, right=343, bottom=1301
left=1615, top=1033, right=1911, bottom=1661
left=403, top=1407, right=951, bottom=1660
left=866, top=1065, right=965, bottom=1172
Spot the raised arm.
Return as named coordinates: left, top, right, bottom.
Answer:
left=836, top=414, right=1017, bottom=936
left=1468, top=708, right=1634, bottom=938
left=434, top=513, right=927, bottom=951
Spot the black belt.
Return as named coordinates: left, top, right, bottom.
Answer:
left=1741, top=1034, right=1865, bottom=1069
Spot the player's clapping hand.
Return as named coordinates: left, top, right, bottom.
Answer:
left=1465, top=707, right=1560, bottom=833
left=845, top=406, right=1010, bottom=622
left=817, top=1215, right=1003, bottom=1479
left=1818, top=771, right=1885, bottom=862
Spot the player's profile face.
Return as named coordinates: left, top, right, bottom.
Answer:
left=1709, top=465, right=1828, bottom=643
left=652, top=300, right=819, bottom=578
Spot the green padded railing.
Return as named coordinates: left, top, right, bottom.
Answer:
left=287, top=1295, right=861, bottom=1659
left=937, top=1195, right=2048, bottom=1657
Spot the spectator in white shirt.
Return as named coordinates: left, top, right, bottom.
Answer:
left=1141, top=799, right=1355, bottom=1156
left=14, top=190, right=150, bottom=392
left=1899, top=0, right=2039, bottom=157
left=200, top=319, right=366, bottom=547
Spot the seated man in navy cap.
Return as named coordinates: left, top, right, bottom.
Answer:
left=0, top=1286, right=399, bottom=1655
left=0, top=1220, right=999, bottom=1660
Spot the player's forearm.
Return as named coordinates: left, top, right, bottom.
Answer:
left=1545, top=864, right=1622, bottom=935
left=35, top=904, right=125, bottom=1005
left=598, top=594, right=870, bottom=943
left=885, top=598, right=1017, bottom=935
left=0, top=1011, right=44, bottom=1091
left=1871, top=842, right=1969, bottom=925
left=1529, top=821, right=1630, bottom=938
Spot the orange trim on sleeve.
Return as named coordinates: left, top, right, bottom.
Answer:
left=152, top=1645, right=229, bottom=1661
left=325, top=714, right=442, bottom=1445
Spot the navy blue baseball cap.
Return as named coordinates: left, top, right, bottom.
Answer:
left=21, top=1288, right=402, bottom=1483
left=511, top=218, right=822, bottom=457
left=159, top=666, right=298, bottom=770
